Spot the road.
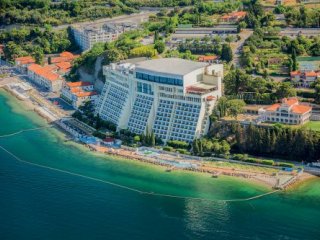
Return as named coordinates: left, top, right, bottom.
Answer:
left=53, top=11, right=155, bottom=30
left=0, top=11, right=156, bottom=32
left=230, top=29, right=253, bottom=68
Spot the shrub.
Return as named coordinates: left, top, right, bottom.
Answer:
left=232, top=154, right=247, bottom=161
left=167, top=140, right=189, bottom=149
left=277, top=162, right=295, bottom=168
left=93, top=131, right=106, bottom=139
left=176, top=148, right=189, bottom=154
left=261, top=160, right=275, bottom=166
left=163, top=146, right=174, bottom=152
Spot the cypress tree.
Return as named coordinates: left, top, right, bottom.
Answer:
left=292, top=48, right=297, bottom=71
left=151, top=131, right=156, bottom=147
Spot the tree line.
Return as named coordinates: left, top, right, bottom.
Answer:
left=0, top=0, right=136, bottom=26
left=224, top=69, right=296, bottom=104
left=1, top=26, right=77, bottom=62
left=211, top=122, right=320, bottom=162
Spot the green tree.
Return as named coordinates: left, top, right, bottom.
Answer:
left=151, top=131, right=156, bottom=147
left=192, top=139, right=200, bottom=154
left=219, top=140, right=230, bottom=155
left=32, top=46, right=44, bottom=65
left=154, top=31, right=159, bottom=43
left=226, top=99, right=246, bottom=120
left=134, top=135, right=141, bottom=143
left=274, top=82, right=296, bottom=100
left=154, top=41, right=165, bottom=54
left=291, top=48, right=298, bottom=71
left=221, top=43, right=233, bottom=62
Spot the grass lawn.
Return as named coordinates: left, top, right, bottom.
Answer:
left=304, top=121, right=320, bottom=131
left=205, top=161, right=279, bottom=174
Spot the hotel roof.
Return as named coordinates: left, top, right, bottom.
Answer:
left=135, top=58, right=208, bottom=76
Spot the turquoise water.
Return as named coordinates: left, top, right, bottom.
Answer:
left=0, top=90, right=320, bottom=240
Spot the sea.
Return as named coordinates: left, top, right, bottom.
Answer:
left=0, top=90, right=320, bottom=240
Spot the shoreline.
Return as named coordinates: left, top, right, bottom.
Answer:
left=0, top=85, right=316, bottom=191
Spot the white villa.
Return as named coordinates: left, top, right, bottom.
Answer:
left=258, top=98, right=312, bottom=125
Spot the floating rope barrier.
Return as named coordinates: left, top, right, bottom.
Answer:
left=0, top=126, right=51, bottom=138
left=0, top=145, right=280, bottom=203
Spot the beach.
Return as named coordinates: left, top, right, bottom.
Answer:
left=0, top=79, right=315, bottom=191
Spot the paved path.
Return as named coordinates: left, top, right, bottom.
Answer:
left=230, top=29, right=253, bottom=68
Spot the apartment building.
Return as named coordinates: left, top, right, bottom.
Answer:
left=95, top=58, right=223, bottom=143
left=258, top=98, right=312, bottom=125
left=61, top=81, right=97, bottom=108
left=72, top=22, right=138, bottom=51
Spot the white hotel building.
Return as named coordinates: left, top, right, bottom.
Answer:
left=72, top=22, right=138, bottom=51
left=95, top=58, right=223, bottom=142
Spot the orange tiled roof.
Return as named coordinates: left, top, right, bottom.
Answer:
left=206, top=96, right=215, bottom=101
left=55, top=61, right=72, bottom=72
left=51, top=52, right=78, bottom=64
left=51, top=57, right=69, bottom=64
left=74, top=91, right=97, bottom=97
left=305, top=71, right=318, bottom=77
left=233, top=11, right=247, bottom=17
left=70, top=87, right=82, bottom=93
left=60, top=51, right=74, bottom=58
left=198, top=55, right=218, bottom=61
left=265, top=103, right=280, bottom=112
left=290, top=70, right=300, bottom=76
left=291, top=105, right=312, bottom=114
left=66, top=81, right=92, bottom=87
left=27, top=64, right=60, bottom=81
left=15, top=56, right=35, bottom=65
left=221, top=11, right=247, bottom=20
left=282, top=97, right=298, bottom=106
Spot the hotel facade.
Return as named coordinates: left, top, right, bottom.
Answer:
left=95, top=58, right=223, bottom=142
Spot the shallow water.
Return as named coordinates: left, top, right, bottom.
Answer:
left=0, top=91, right=320, bottom=240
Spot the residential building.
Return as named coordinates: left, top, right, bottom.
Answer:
left=290, top=70, right=320, bottom=87
left=258, top=98, right=312, bottom=125
left=15, top=56, right=36, bottom=73
left=61, top=81, right=97, bottom=108
left=95, top=58, right=223, bottom=143
left=220, top=11, right=247, bottom=23
left=72, top=22, right=138, bottom=51
left=27, top=64, right=63, bottom=92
